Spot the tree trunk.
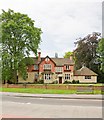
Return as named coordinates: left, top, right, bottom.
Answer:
left=13, top=69, right=17, bottom=84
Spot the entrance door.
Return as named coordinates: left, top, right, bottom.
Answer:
left=59, top=77, right=62, bottom=84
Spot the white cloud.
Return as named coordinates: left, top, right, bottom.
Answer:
left=0, top=0, right=102, bottom=57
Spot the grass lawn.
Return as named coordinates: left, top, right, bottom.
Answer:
left=1, top=87, right=102, bottom=94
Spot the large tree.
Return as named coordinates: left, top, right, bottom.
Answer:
left=74, top=32, right=101, bottom=70
left=73, top=32, right=104, bottom=82
left=97, top=38, right=104, bottom=72
left=1, top=9, right=42, bottom=83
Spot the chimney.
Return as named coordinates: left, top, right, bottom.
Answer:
left=69, top=55, right=73, bottom=60
left=55, top=53, right=58, bottom=58
left=38, top=52, right=41, bottom=62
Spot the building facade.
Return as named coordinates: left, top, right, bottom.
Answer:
left=18, top=52, right=97, bottom=83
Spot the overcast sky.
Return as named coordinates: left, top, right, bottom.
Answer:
left=0, top=0, right=102, bottom=57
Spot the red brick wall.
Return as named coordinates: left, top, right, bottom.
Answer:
left=2, top=84, right=103, bottom=91
left=39, top=59, right=55, bottom=73
left=70, top=65, right=74, bottom=72
left=27, top=65, right=34, bottom=72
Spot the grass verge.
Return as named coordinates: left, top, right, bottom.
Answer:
left=1, top=87, right=102, bottom=94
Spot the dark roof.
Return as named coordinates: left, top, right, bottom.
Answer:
left=74, top=66, right=97, bottom=76
left=51, top=58, right=74, bottom=66
left=31, top=57, right=74, bottom=66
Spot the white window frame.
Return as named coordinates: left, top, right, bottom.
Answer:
left=65, top=74, right=70, bottom=80
left=85, top=76, right=91, bottom=79
left=55, top=67, right=63, bottom=72
left=44, top=64, right=51, bottom=70
left=44, top=74, right=51, bottom=80
left=66, top=65, right=70, bottom=70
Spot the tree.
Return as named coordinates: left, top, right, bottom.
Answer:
left=97, top=38, right=104, bottom=72
left=64, top=51, right=73, bottom=58
left=73, top=32, right=104, bottom=83
left=1, top=9, right=42, bottom=83
left=74, top=32, right=101, bottom=70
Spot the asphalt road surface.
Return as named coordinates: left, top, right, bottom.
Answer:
left=2, top=94, right=103, bottom=118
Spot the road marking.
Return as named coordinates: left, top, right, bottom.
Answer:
left=27, top=102, right=31, bottom=104
left=39, top=98, right=44, bottom=99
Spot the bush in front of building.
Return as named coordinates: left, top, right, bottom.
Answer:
left=63, top=81, right=72, bottom=84
left=63, top=80, right=80, bottom=84
left=72, top=80, right=79, bottom=84
left=34, top=80, right=44, bottom=84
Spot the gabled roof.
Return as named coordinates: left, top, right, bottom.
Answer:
left=74, top=66, right=97, bottom=76
left=38, top=56, right=56, bottom=65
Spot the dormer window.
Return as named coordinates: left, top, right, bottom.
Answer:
left=66, top=65, right=70, bottom=70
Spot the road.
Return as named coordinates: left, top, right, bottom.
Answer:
left=1, top=94, right=103, bottom=118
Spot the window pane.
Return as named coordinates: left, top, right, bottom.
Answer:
left=65, top=74, right=70, bottom=80
left=44, top=64, right=51, bottom=69
left=85, top=76, right=91, bottom=79
left=55, top=67, right=62, bottom=72
left=34, top=65, right=38, bottom=70
left=44, top=74, right=51, bottom=80
left=66, top=65, right=70, bottom=70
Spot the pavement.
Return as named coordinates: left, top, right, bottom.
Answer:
left=1, top=92, right=103, bottom=100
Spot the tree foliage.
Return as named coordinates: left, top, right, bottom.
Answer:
left=73, top=32, right=104, bottom=83
left=74, top=32, right=101, bottom=70
left=97, top=38, right=104, bottom=72
left=64, top=51, right=72, bottom=58
left=1, top=9, right=42, bottom=83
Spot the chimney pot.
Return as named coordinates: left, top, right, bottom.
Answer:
left=69, top=55, right=73, bottom=60
left=38, top=52, right=41, bottom=62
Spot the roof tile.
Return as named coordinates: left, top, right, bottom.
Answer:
left=74, top=66, right=97, bottom=76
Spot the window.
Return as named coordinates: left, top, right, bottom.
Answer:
left=35, top=73, right=38, bottom=79
left=44, top=64, right=51, bottom=69
left=55, top=67, right=62, bottom=72
left=65, top=74, right=70, bottom=80
left=45, top=58, right=50, bottom=61
left=44, top=74, right=51, bottom=80
left=85, top=76, right=91, bottom=79
left=66, top=65, right=70, bottom=70
left=34, top=65, right=38, bottom=70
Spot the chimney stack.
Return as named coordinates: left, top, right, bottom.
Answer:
left=38, top=52, right=41, bottom=62
left=69, top=55, right=73, bottom=60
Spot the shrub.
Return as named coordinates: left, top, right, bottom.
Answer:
left=72, top=80, right=76, bottom=84
left=72, top=80, right=79, bottom=84
left=63, top=81, right=71, bottom=84
left=34, top=80, right=44, bottom=84
left=76, top=80, right=79, bottom=84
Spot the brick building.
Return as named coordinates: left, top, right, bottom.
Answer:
left=18, top=52, right=97, bottom=83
